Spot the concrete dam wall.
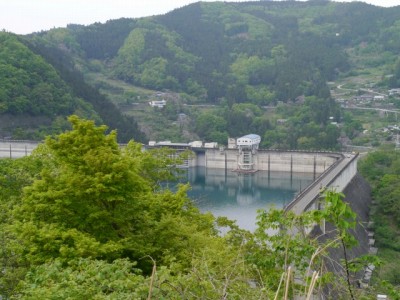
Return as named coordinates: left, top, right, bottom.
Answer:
left=190, top=149, right=341, bottom=174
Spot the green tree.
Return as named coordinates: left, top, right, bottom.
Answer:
left=357, top=150, right=400, bottom=291
left=195, top=112, right=228, bottom=142
left=14, top=258, right=148, bottom=299
left=0, top=157, right=43, bottom=297
left=11, top=116, right=216, bottom=272
left=13, top=190, right=364, bottom=299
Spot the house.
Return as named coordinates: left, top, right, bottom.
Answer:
left=373, top=95, right=385, bottom=101
left=204, top=142, right=218, bottom=148
left=353, top=94, right=373, bottom=102
left=149, top=99, right=166, bottom=108
left=389, top=88, right=400, bottom=96
left=277, top=119, right=287, bottom=125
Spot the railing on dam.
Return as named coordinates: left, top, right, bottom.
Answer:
left=0, top=140, right=136, bottom=158
left=0, top=139, right=40, bottom=158
left=284, top=152, right=359, bottom=214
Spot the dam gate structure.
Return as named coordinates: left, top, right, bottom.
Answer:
left=236, top=134, right=261, bottom=172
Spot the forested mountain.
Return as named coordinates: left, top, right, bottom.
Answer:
left=0, top=32, right=97, bottom=139
left=48, top=1, right=400, bottom=104
left=0, top=32, right=145, bottom=142
left=3, top=1, right=400, bottom=146
left=24, top=35, right=146, bottom=143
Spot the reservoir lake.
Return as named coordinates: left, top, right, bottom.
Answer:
left=178, top=167, right=316, bottom=232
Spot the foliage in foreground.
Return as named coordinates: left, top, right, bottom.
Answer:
left=0, top=116, right=381, bottom=299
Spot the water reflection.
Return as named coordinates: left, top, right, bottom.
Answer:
left=180, top=167, right=316, bottom=231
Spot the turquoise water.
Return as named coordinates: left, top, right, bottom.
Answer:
left=180, top=167, right=316, bottom=231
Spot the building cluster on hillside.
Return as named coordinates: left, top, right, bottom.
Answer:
left=389, top=88, right=400, bottom=96
left=336, top=88, right=400, bottom=108
left=147, top=134, right=261, bottom=151
left=352, top=94, right=385, bottom=103
left=148, top=140, right=219, bottom=149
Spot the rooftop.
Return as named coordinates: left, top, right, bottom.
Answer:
left=239, top=134, right=261, bottom=141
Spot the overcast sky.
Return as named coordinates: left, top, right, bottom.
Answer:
left=1, top=0, right=399, bottom=35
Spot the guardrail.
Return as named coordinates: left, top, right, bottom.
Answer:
left=0, top=139, right=40, bottom=143
left=284, top=153, right=344, bottom=212
left=283, top=152, right=359, bottom=213
left=0, top=146, right=33, bottom=158
left=0, top=140, right=40, bottom=158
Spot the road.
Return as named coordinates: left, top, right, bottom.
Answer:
left=344, top=106, right=399, bottom=113
left=335, top=84, right=388, bottom=97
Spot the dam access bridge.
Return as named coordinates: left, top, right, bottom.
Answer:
left=0, top=137, right=358, bottom=215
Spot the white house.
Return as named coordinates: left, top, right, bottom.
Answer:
left=373, top=95, right=385, bottom=101
left=389, top=89, right=400, bottom=96
left=149, top=99, right=166, bottom=108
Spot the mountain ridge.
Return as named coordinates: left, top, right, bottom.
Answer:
left=2, top=1, right=400, bottom=146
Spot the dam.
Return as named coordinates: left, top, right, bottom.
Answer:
left=0, top=136, right=358, bottom=215
left=193, top=148, right=357, bottom=214
left=148, top=135, right=358, bottom=215
left=191, top=148, right=341, bottom=174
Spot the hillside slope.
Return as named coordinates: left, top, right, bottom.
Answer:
left=0, top=32, right=98, bottom=139
left=0, top=32, right=145, bottom=142
left=42, top=1, right=400, bottom=104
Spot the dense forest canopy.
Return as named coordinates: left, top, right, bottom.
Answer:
left=109, top=1, right=350, bottom=103
left=48, top=0, right=400, bottom=104
left=0, top=32, right=145, bottom=142
left=0, top=32, right=99, bottom=139
left=0, top=33, right=79, bottom=116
